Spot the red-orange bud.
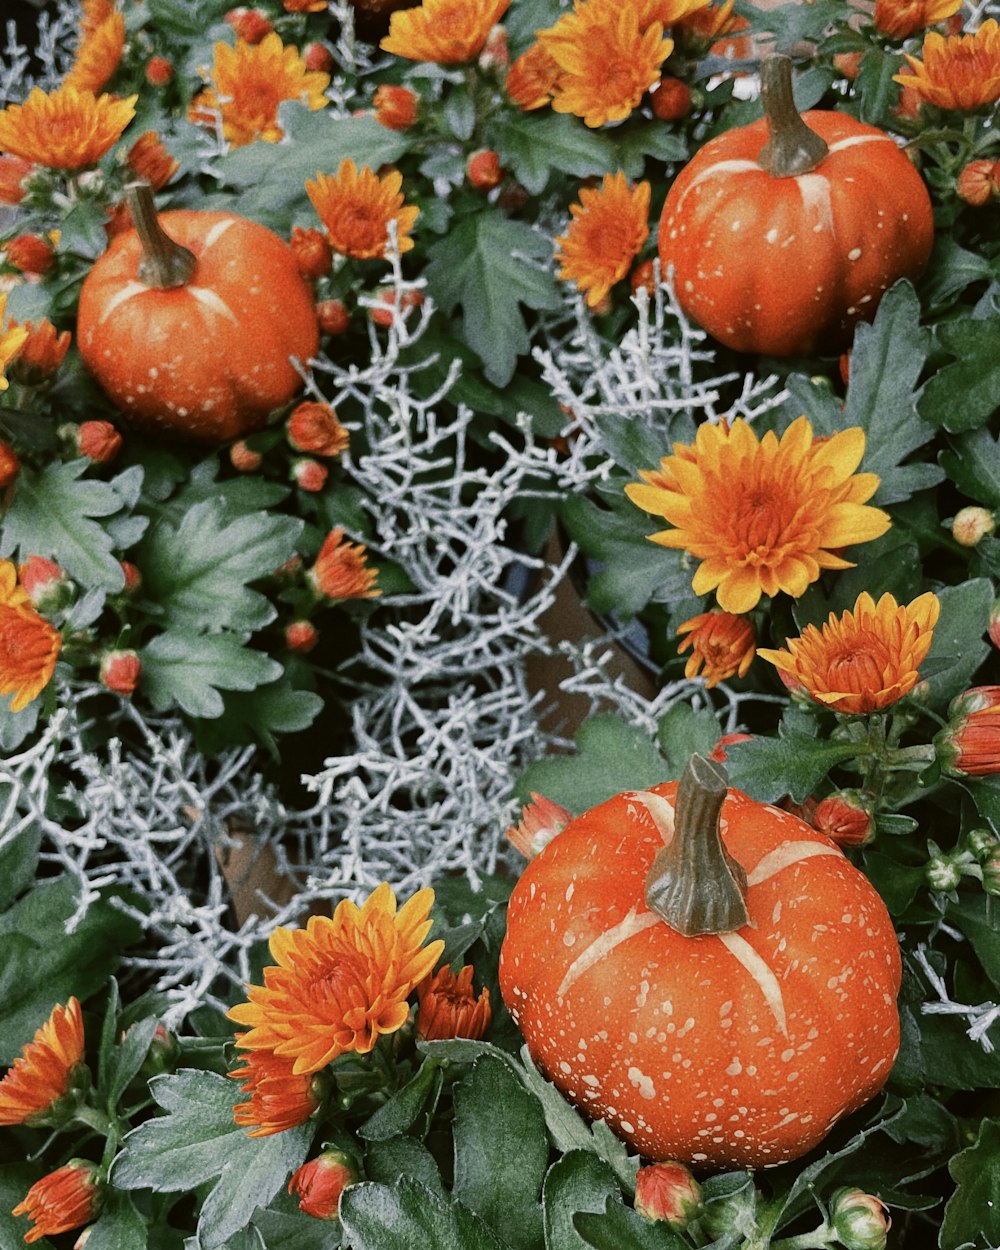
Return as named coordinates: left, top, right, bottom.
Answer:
left=77, top=421, right=122, bottom=464
left=290, top=226, right=333, bottom=281
left=369, top=286, right=424, bottom=327
left=9, top=317, right=71, bottom=384
left=0, top=441, right=19, bottom=490
left=649, top=77, right=692, bottom=121
left=5, top=233, right=55, bottom=275
left=373, top=84, right=420, bottom=131
left=145, top=55, right=174, bottom=86
left=225, top=7, right=273, bottom=42
left=303, top=42, right=335, bottom=73
left=285, top=620, right=319, bottom=653
left=956, top=159, right=1000, bottom=206
left=0, top=154, right=33, bottom=205
left=505, top=792, right=571, bottom=859
left=292, top=458, right=329, bottom=493
left=811, top=791, right=875, bottom=847
left=287, top=401, right=349, bottom=457
left=316, top=298, right=351, bottom=336
left=12, top=1160, right=102, bottom=1243
left=19, top=556, right=68, bottom=610
left=634, top=1161, right=703, bottom=1229
left=289, top=1150, right=357, bottom=1220
left=100, top=650, right=141, bottom=696
left=230, top=440, right=262, bottom=472
left=416, top=964, right=492, bottom=1041
left=467, top=148, right=504, bottom=190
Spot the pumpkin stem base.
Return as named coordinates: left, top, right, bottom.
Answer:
left=643, top=755, right=750, bottom=936
left=756, top=54, right=829, bottom=179
left=126, top=182, right=197, bottom=289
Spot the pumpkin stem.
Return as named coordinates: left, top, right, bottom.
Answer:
left=125, top=181, right=197, bottom=289
left=643, top=754, right=750, bottom=937
left=756, top=54, right=829, bottom=178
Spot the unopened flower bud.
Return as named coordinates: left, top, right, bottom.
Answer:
left=225, top=7, right=273, bottom=42
left=0, top=153, right=33, bottom=205
left=316, top=299, right=350, bottom=336
left=833, top=50, right=864, bottom=80
left=119, top=561, right=142, bottom=593
left=416, top=964, right=492, bottom=1041
left=5, top=232, right=55, bottom=275
left=829, top=1187, right=890, bottom=1250
left=983, top=846, right=1000, bottom=897
left=145, top=55, right=174, bottom=86
left=925, top=853, right=963, bottom=893
left=965, top=827, right=1000, bottom=862
left=288, top=1150, right=358, bottom=1220
left=292, top=458, right=329, bottom=493
left=634, top=1162, right=702, bottom=1228
left=505, top=792, right=571, bottom=858
left=952, top=505, right=995, bottom=546
left=649, top=76, right=692, bottom=121
left=630, top=258, right=657, bottom=297
left=467, top=149, right=504, bottom=190
left=19, top=555, right=70, bottom=612
left=956, top=159, right=999, bottom=206
left=373, top=84, right=420, bottom=131
left=12, top=1160, right=102, bottom=1243
left=230, top=440, right=262, bottom=472
left=290, top=227, right=332, bottom=281
left=77, top=421, right=122, bottom=464
left=100, top=649, right=141, bottom=696
left=479, top=23, right=509, bottom=72
left=9, top=317, right=71, bottom=384
left=937, top=686, right=1000, bottom=777
left=285, top=620, right=318, bottom=653
left=811, top=790, right=875, bottom=847
left=370, top=286, right=424, bottom=327
left=140, top=1023, right=179, bottom=1076
left=303, top=42, right=334, bottom=73
left=0, top=440, right=21, bottom=490
left=287, top=401, right=349, bottom=457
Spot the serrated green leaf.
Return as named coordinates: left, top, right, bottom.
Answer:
left=79, top=1190, right=148, bottom=1250
left=491, top=113, right=617, bottom=195
left=941, top=1119, right=1000, bottom=1250
left=613, top=125, right=688, bottom=180
left=363, top=1137, right=446, bottom=1200
left=920, top=578, right=992, bottom=711
left=140, top=632, right=282, bottom=720
left=724, top=733, right=863, bottom=804
left=358, top=1058, right=443, bottom=1142
left=141, top=498, right=300, bottom=632
left=425, top=213, right=561, bottom=385
left=919, top=316, right=1000, bottom=433
left=657, top=704, right=722, bottom=774
left=0, top=462, right=127, bottom=590
left=453, top=1055, right=548, bottom=1249
left=515, top=713, right=667, bottom=813
left=920, top=236, right=995, bottom=308
left=197, top=682, right=325, bottom=758
left=542, top=1153, right=621, bottom=1250
left=574, top=1196, right=687, bottom=1250
left=338, top=1179, right=513, bottom=1250
left=940, top=428, right=1000, bottom=508
left=113, top=1069, right=312, bottom=1250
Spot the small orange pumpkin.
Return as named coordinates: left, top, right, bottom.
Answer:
left=658, top=55, right=934, bottom=357
left=77, top=184, right=319, bottom=445
left=499, top=756, right=901, bottom=1169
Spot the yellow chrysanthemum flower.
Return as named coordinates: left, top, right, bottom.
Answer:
left=894, top=19, right=1000, bottom=110
left=306, top=160, right=418, bottom=259
left=874, top=0, right=962, bottom=40
left=0, top=293, right=29, bottom=391
left=188, top=33, right=330, bottom=147
left=554, top=171, right=651, bottom=307
left=758, top=591, right=940, bottom=715
left=0, top=559, right=62, bottom=712
left=539, top=0, right=674, bottom=127
left=381, top=0, right=510, bottom=64
left=228, top=883, right=445, bottom=1074
left=0, top=86, right=136, bottom=171
left=63, top=0, right=125, bottom=94
left=625, top=416, right=891, bottom=615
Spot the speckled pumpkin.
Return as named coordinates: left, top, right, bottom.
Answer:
left=499, top=762, right=901, bottom=1169
left=77, top=188, right=319, bottom=445
left=657, top=56, right=934, bottom=357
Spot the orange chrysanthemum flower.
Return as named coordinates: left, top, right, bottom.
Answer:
left=228, top=883, right=445, bottom=1074
left=0, top=86, right=136, bottom=171
left=9, top=318, right=71, bottom=385
left=635, top=0, right=713, bottom=25
left=505, top=41, right=562, bottom=110
left=539, top=0, right=674, bottom=127
left=758, top=591, right=940, bottom=715
left=416, top=964, right=492, bottom=1042
left=0, top=559, right=62, bottom=712
left=12, top=1161, right=101, bottom=1244
left=230, top=1041, right=323, bottom=1136
left=0, top=294, right=29, bottom=390
left=306, top=159, right=418, bottom=259
left=676, top=610, right=756, bottom=687
left=625, top=416, right=891, bottom=615
left=126, top=130, right=179, bottom=191
left=381, top=0, right=510, bottom=65
left=284, top=0, right=328, bottom=10
left=894, top=19, right=1000, bottom=110
left=63, top=0, right=125, bottom=94
left=554, top=171, right=651, bottom=308
left=0, top=998, right=84, bottom=1126
left=188, top=34, right=330, bottom=147
left=874, top=0, right=962, bottom=40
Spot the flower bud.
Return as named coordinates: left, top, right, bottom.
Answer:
left=956, top=159, right=999, bottom=206
left=119, top=561, right=142, bottom=594
left=285, top=620, right=319, bottom=653
left=649, top=77, right=692, bottom=121
left=316, top=298, right=350, bottom=336
left=139, top=1022, right=180, bottom=1076
left=937, top=686, right=1000, bottom=777
left=369, top=286, right=424, bottom=327
left=467, top=149, right=504, bottom=190
left=634, top=1161, right=703, bottom=1229
left=811, top=790, right=875, bottom=847
left=505, top=792, right=571, bottom=858
left=630, top=259, right=657, bottom=297
left=12, top=1161, right=103, bottom=1243
left=287, top=401, right=349, bottom=458
left=126, top=132, right=179, bottom=191
left=981, top=846, right=1000, bottom=897
left=708, top=732, right=753, bottom=763
left=77, top=421, right=122, bottom=464
left=290, top=226, right=332, bottom=281
left=230, top=439, right=262, bottom=472
left=952, top=505, right=995, bottom=547
left=225, top=7, right=273, bottom=42
left=373, top=84, right=420, bottom=131
left=965, top=827, right=1000, bottom=863
left=479, top=23, right=509, bottom=72
left=417, top=964, right=492, bottom=1041
left=5, top=232, right=55, bottom=275
left=833, top=50, right=864, bottom=79
left=288, top=1150, right=358, bottom=1220
left=0, top=153, right=32, bottom=205
left=925, top=852, right=963, bottom=893
left=100, top=650, right=141, bottom=696
left=9, top=317, right=71, bottom=384
left=19, top=555, right=70, bottom=612
left=303, top=42, right=335, bottom=73
left=0, top=440, right=20, bottom=490
left=829, top=1187, right=890, bottom=1250
left=292, top=458, right=329, bottom=493
left=145, top=54, right=174, bottom=86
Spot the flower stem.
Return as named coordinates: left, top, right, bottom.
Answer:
left=770, top=1226, right=835, bottom=1250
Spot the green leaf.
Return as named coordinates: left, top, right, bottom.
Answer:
left=724, top=732, right=862, bottom=805
left=140, top=631, right=282, bottom=719
left=920, top=578, right=992, bottom=712
left=252, top=1206, right=342, bottom=1249
left=79, top=1191, right=148, bottom=1250
left=452, top=1055, right=548, bottom=1249
left=948, top=894, right=1000, bottom=996
left=941, top=1119, right=1000, bottom=1250
left=338, top=1179, right=513, bottom=1250
left=612, top=125, right=688, bottom=180
left=542, top=1153, right=621, bottom=1250
left=920, top=316, right=1000, bottom=433
left=198, top=682, right=325, bottom=758
left=104, top=1016, right=160, bottom=1115
left=0, top=821, right=40, bottom=911
left=358, top=1059, right=443, bottom=1142
left=657, top=704, right=723, bottom=775
left=940, top=428, right=1000, bottom=509
left=363, top=1137, right=446, bottom=1200
left=425, top=212, right=561, bottom=386
left=573, top=1195, right=687, bottom=1250
left=0, top=462, right=127, bottom=590
left=491, top=113, right=617, bottom=195
left=919, top=235, right=995, bottom=308
left=141, top=499, right=301, bottom=632
left=515, top=714, right=668, bottom=814
left=844, top=280, right=940, bottom=506
left=0, top=1164, right=55, bottom=1249
left=112, top=1069, right=312, bottom=1250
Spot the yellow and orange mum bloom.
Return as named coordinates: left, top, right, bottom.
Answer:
left=676, top=610, right=755, bottom=688
left=0, top=560, right=62, bottom=712
left=63, top=0, right=125, bottom=94
left=306, top=159, right=418, bottom=260
left=0, top=86, right=136, bottom=171
left=382, top=0, right=510, bottom=64
left=188, top=34, right=330, bottom=147
left=874, top=0, right=962, bottom=40
left=0, top=998, right=84, bottom=1126
left=538, top=0, right=674, bottom=127
left=555, top=171, right=650, bottom=308
left=0, top=294, right=29, bottom=390
left=12, top=1161, right=101, bottom=1244
left=505, top=41, right=563, bottom=111
left=416, top=964, right=492, bottom=1042
left=758, top=591, right=940, bottom=716
left=126, top=130, right=179, bottom=191
left=625, top=416, right=891, bottom=615
left=894, top=19, right=1000, bottom=110
left=228, top=883, right=444, bottom=1075
left=9, top=318, right=71, bottom=385
left=230, top=1041, right=323, bottom=1137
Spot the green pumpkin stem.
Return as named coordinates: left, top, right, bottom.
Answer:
left=126, top=182, right=197, bottom=289
left=643, top=754, right=750, bottom=937
left=756, top=54, right=829, bottom=178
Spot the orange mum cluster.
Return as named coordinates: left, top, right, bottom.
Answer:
left=895, top=18, right=1000, bottom=110
left=306, top=160, right=419, bottom=260
left=554, top=171, right=651, bottom=307
left=0, top=560, right=62, bottom=713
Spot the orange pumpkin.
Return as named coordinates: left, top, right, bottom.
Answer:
left=77, top=184, right=319, bottom=445
left=499, top=756, right=901, bottom=1169
left=658, top=55, right=934, bottom=357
